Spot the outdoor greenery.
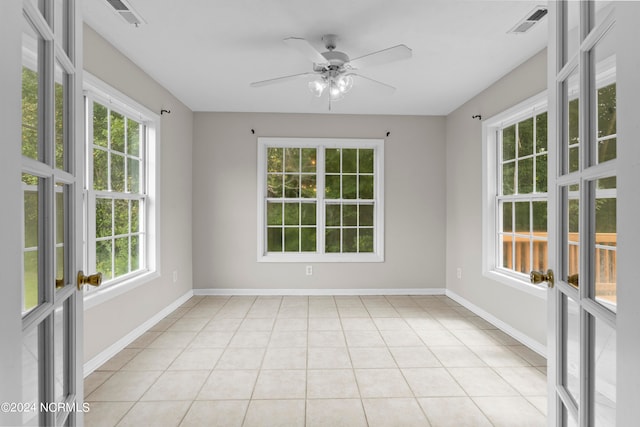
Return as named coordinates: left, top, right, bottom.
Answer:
left=266, top=147, right=375, bottom=253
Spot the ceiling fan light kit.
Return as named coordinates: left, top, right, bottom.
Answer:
left=250, top=34, right=412, bottom=109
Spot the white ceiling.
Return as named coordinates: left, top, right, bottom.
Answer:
left=83, top=0, right=548, bottom=115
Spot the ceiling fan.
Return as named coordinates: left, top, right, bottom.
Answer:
left=250, top=34, right=412, bottom=109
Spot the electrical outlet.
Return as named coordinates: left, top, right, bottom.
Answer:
left=456, top=267, right=462, bottom=279
left=305, top=265, right=313, bottom=276
left=173, top=270, right=178, bottom=283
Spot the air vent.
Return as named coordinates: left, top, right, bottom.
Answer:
left=508, top=5, right=548, bottom=34
left=105, top=0, right=146, bottom=27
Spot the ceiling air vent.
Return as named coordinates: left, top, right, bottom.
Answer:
left=508, top=5, right=548, bottom=34
left=105, top=0, right=146, bottom=27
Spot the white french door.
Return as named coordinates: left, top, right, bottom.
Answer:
left=546, top=1, right=620, bottom=426
left=2, top=0, right=85, bottom=425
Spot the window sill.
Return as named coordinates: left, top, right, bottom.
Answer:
left=483, top=268, right=548, bottom=299
left=258, top=253, right=384, bottom=263
left=83, top=270, right=160, bottom=310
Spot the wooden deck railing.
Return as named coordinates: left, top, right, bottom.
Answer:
left=502, top=232, right=616, bottom=303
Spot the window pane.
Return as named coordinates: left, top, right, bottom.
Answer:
left=127, top=118, right=140, bottom=157
left=342, top=175, right=357, bottom=199
left=343, top=204, right=357, bottom=226
left=566, top=185, right=580, bottom=286
left=93, top=148, right=108, bottom=190
left=359, top=205, right=374, bottom=227
left=131, top=235, right=140, bottom=271
left=22, top=326, right=39, bottom=426
left=515, top=202, right=530, bottom=233
left=267, top=202, right=282, bottom=226
left=568, top=80, right=580, bottom=173
left=326, top=204, right=340, bottom=226
left=342, top=149, right=357, bottom=173
left=301, top=148, right=316, bottom=172
left=110, top=110, right=125, bottom=152
left=301, top=227, right=316, bottom=252
left=114, top=237, right=129, bottom=276
left=284, top=203, right=299, bottom=225
left=518, top=118, right=534, bottom=157
left=130, top=200, right=139, bottom=233
left=284, top=228, right=299, bottom=252
left=301, top=203, right=316, bottom=226
left=114, top=199, right=129, bottom=235
left=502, top=234, right=514, bottom=270
left=267, top=228, right=282, bottom=252
left=594, top=317, right=616, bottom=426
left=284, top=174, right=299, bottom=198
left=564, top=294, right=580, bottom=403
left=536, top=112, right=548, bottom=153
left=359, top=149, right=374, bottom=173
left=96, top=198, right=112, bottom=238
left=127, top=158, right=140, bottom=193
left=301, top=175, right=316, bottom=198
left=536, top=154, right=547, bottom=193
left=111, top=153, right=125, bottom=192
left=325, top=175, right=340, bottom=199
left=23, top=174, right=41, bottom=314
left=502, top=162, right=515, bottom=195
left=594, top=24, right=616, bottom=165
left=325, top=229, right=340, bottom=253
left=96, top=239, right=113, bottom=281
left=518, top=158, right=533, bottom=194
left=597, top=84, right=617, bottom=134
left=359, top=175, right=374, bottom=199
left=359, top=228, right=374, bottom=252
left=532, top=201, right=547, bottom=232
left=267, top=148, right=283, bottom=172
left=267, top=174, right=283, bottom=198
left=502, top=202, right=512, bottom=232
left=325, top=148, right=340, bottom=173
left=22, top=19, right=41, bottom=161
left=93, top=102, right=108, bottom=148
left=284, top=148, right=300, bottom=172
left=598, top=138, right=616, bottom=164
left=502, top=125, right=515, bottom=161
left=343, top=228, right=357, bottom=253
left=55, top=183, right=66, bottom=288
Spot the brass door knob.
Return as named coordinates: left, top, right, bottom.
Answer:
left=530, top=269, right=554, bottom=288
left=77, top=271, right=103, bottom=290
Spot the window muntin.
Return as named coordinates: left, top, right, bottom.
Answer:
left=258, top=138, right=384, bottom=262
left=86, top=94, right=151, bottom=286
left=497, top=110, right=548, bottom=277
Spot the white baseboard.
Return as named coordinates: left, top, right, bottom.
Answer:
left=193, top=288, right=447, bottom=296
left=445, top=289, right=547, bottom=357
left=83, top=290, right=194, bottom=377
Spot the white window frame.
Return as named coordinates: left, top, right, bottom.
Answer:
left=82, top=73, right=160, bottom=308
left=482, top=92, right=548, bottom=298
left=257, top=137, right=384, bottom=262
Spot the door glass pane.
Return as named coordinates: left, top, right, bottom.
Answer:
left=23, top=174, right=42, bottom=314
left=564, top=68, right=580, bottom=174
left=54, top=61, right=66, bottom=170
left=22, top=18, right=42, bottom=161
left=595, top=1, right=614, bottom=28
left=564, top=1, right=580, bottom=65
left=54, top=301, right=69, bottom=402
left=594, top=316, right=616, bottom=426
left=55, top=183, right=67, bottom=289
left=563, top=294, right=580, bottom=404
left=564, top=184, right=580, bottom=287
left=564, top=405, right=579, bottom=427
left=593, top=177, right=616, bottom=310
left=593, top=26, right=617, bottom=165
left=22, top=326, right=39, bottom=426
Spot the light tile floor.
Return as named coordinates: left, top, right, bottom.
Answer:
left=84, top=295, right=547, bottom=427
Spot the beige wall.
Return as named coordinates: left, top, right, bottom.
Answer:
left=445, top=49, right=548, bottom=348
left=192, top=113, right=446, bottom=291
left=83, top=25, right=194, bottom=362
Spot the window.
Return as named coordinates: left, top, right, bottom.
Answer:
left=84, top=75, right=158, bottom=293
left=258, top=138, right=384, bottom=262
left=482, top=92, right=548, bottom=292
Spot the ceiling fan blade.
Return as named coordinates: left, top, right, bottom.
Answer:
left=350, top=73, right=396, bottom=95
left=250, top=72, right=316, bottom=88
left=349, top=44, right=412, bottom=70
left=283, top=37, right=328, bottom=65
